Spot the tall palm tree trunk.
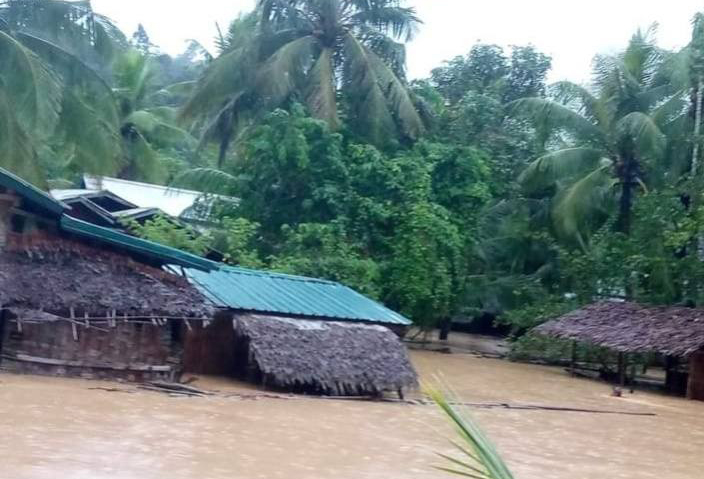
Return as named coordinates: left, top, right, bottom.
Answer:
left=617, top=157, right=636, bottom=236
left=693, top=76, right=703, bottom=176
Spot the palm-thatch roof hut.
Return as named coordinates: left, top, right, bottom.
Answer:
left=182, top=266, right=418, bottom=397
left=534, top=301, right=704, bottom=400
left=0, top=167, right=215, bottom=381
left=0, top=237, right=213, bottom=381
left=231, top=314, right=417, bottom=396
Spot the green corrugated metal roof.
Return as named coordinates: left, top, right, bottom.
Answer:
left=0, top=167, right=66, bottom=216
left=60, top=215, right=217, bottom=272
left=184, top=266, right=412, bottom=326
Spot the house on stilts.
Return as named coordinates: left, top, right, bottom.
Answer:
left=534, top=301, right=704, bottom=401
left=1, top=168, right=417, bottom=396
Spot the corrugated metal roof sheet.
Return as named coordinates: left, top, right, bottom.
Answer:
left=60, top=216, right=217, bottom=272
left=184, top=266, right=411, bottom=326
left=0, top=167, right=66, bottom=216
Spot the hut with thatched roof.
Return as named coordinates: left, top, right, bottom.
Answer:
left=1, top=167, right=416, bottom=395
left=232, top=315, right=417, bottom=396
left=0, top=167, right=215, bottom=381
left=534, top=301, right=704, bottom=400
left=182, top=266, right=418, bottom=397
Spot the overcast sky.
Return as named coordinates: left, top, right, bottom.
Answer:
left=92, top=0, right=704, bottom=83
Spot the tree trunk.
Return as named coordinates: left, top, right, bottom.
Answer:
left=617, top=157, right=635, bottom=236
left=438, top=319, right=452, bottom=341
left=692, top=76, right=703, bottom=177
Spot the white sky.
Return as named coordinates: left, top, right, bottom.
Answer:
left=92, top=0, right=704, bottom=83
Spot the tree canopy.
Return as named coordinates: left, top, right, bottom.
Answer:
left=7, top=0, right=704, bottom=337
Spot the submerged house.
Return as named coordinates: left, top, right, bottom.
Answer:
left=1, top=168, right=417, bottom=395
left=534, top=301, right=704, bottom=401
left=0, top=168, right=215, bottom=381
left=182, top=267, right=418, bottom=396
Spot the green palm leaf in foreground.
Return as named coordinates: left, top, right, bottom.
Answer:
left=427, top=387, right=516, bottom=479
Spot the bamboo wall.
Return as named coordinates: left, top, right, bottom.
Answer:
left=0, top=317, right=181, bottom=382
left=687, top=351, right=704, bottom=401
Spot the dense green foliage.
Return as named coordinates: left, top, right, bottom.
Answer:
left=9, top=0, right=704, bottom=335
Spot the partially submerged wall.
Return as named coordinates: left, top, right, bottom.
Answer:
left=687, top=351, right=704, bottom=401
left=0, top=316, right=182, bottom=382
left=182, top=314, right=236, bottom=375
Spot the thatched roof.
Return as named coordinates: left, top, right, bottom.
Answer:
left=534, top=301, right=704, bottom=357
left=233, top=314, right=418, bottom=396
left=0, top=239, right=212, bottom=319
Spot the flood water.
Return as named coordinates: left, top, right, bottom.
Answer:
left=1, top=349, right=702, bottom=479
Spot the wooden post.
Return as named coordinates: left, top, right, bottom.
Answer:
left=618, top=352, right=626, bottom=388
left=570, top=341, right=577, bottom=377
left=629, top=360, right=637, bottom=394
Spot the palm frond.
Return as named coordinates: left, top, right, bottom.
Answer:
left=255, top=35, right=316, bottom=106
left=349, top=5, right=421, bottom=42
left=181, top=27, right=257, bottom=121
left=305, top=47, right=339, bottom=128
left=0, top=30, right=62, bottom=135
left=124, top=129, right=164, bottom=183
left=519, top=147, right=606, bottom=190
left=616, top=111, right=666, bottom=158
left=367, top=44, right=424, bottom=139
left=17, top=31, right=119, bottom=126
left=552, top=163, right=616, bottom=243
left=0, top=88, right=46, bottom=186
left=0, top=0, right=126, bottom=63
left=427, top=386, right=515, bottom=479
left=113, top=49, right=154, bottom=110
left=56, top=89, right=124, bottom=177
left=510, top=97, right=605, bottom=143
left=342, top=32, right=397, bottom=144
left=171, top=167, right=242, bottom=195
left=343, top=32, right=423, bottom=142
left=149, top=80, right=197, bottom=103
left=358, top=25, right=407, bottom=78
left=550, top=81, right=610, bottom=129
left=651, top=89, right=688, bottom=127
left=125, top=110, right=197, bottom=148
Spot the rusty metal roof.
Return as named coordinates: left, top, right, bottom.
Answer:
left=184, top=266, right=411, bottom=326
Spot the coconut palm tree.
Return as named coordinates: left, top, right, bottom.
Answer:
left=183, top=0, right=425, bottom=167
left=113, top=49, right=197, bottom=182
left=512, top=27, right=686, bottom=244
left=0, top=0, right=124, bottom=185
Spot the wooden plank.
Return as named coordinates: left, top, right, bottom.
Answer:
left=2, top=353, right=173, bottom=372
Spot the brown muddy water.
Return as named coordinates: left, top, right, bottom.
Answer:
left=1, top=350, right=702, bottom=479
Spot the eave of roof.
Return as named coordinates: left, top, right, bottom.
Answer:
left=60, top=215, right=217, bottom=272
left=0, top=167, right=66, bottom=216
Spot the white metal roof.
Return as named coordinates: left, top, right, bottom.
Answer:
left=83, top=175, right=226, bottom=218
